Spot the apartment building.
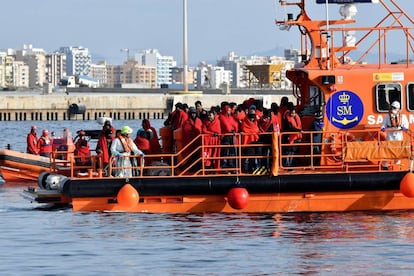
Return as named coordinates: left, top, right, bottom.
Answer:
left=135, top=49, right=176, bottom=88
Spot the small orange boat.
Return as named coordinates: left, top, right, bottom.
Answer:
left=0, top=149, right=50, bottom=186
left=0, top=136, right=75, bottom=186
left=23, top=0, right=414, bottom=213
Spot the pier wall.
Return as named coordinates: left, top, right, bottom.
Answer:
left=0, top=89, right=293, bottom=121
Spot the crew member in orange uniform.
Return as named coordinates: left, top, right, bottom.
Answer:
left=38, top=129, right=53, bottom=157
left=27, top=125, right=39, bottom=155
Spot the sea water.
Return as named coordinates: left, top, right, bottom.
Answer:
left=1, top=120, right=414, bottom=275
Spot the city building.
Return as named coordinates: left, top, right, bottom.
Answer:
left=120, top=60, right=157, bottom=88
left=89, top=61, right=108, bottom=87
left=0, top=54, right=15, bottom=89
left=135, top=49, right=177, bottom=87
left=12, top=61, right=29, bottom=88
left=60, top=46, right=91, bottom=76
left=195, top=62, right=232, bottom=89
left=45, top=52, right=66, bottom=87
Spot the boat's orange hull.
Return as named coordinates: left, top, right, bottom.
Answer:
left=71, top=190, right=414, bottom=213
left=0, top=149, right=51, bottom=186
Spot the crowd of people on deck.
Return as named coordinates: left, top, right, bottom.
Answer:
left=26, top=96, right=327, bottom=175
left=25, top=96, right=412, bottom=175
left=161, top=97, right=311, bottom=173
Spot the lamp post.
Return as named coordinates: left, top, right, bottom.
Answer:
left=183, top=0, right=188, bottom=92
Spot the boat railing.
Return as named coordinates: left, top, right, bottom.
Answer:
left=49, top=128, right=414, bottom=179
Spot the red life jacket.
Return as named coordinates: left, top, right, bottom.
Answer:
left=38, top=137, right=53, bottom=154
left=286, top=114, right=302, bottom=144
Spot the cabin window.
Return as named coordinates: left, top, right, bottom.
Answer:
left=407, top=83, right=414, bottom=111
left=301, top=86, right=324, bottom=115
left=375, top=83, right=402, bottom=112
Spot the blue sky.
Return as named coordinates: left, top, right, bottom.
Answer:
left=2, top=0, right=412, bottom=65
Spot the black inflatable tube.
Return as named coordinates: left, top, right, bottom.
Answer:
left=63, top=171, right=407, bottom=198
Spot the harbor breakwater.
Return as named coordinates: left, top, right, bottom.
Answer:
left=0, top=88, right=292, bottom=121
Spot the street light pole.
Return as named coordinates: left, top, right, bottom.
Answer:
left=183, top=0, right=188, bottom=92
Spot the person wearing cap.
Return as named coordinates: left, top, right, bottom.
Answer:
left=27, top=126, right=39, bottom=155
left=110, top=125, right=144, bottom=177
left=381, top=101, right=409, bottom=169
left=309, top=111, right=324, bottom=166
left=38, top=129, right=53, bottom=157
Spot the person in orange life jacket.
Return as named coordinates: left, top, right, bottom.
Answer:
left=202, top=110, right=222, bottom=169
left=96, top=126, right=113, bottom=173
left=271, top=102, right=282, bottom=133
left=110, top=125, right=144, bottom=177
left=218, top=104, right=239, bottom=169
left=74, top=130, right=91, bottom=171
left=283, top=107, right=303, bottom=167
left=182, top=107, right=203, bottom=171
left=164, top=102, right=188, bottom=131
left=38, top=129, right=53, bottom=157
left=278, top=97, right=290, bottom=130
left=74, top=130, right=92, bottom=172
left=27, top=125, right=39, bottom=155
left=381, top=101, right=409, bottom=169
left=142, top=119, right=161, bottom=154
left=241, top=108, right=262, bottom=173
left=258, top=108, right=280, bottom=169
left=103, top=120, right=116, bottom=140
left=182, top=107, right=203, bottom=144
left=134, top=129, right=151, bottom=154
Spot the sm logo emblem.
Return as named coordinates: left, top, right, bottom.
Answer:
left=326, top=90, right=363, bottom=129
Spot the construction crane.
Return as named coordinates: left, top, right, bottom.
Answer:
left=120, top=48, right=130, bottom=61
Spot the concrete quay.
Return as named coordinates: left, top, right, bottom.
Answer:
left=0, top=88, right=293, bottom=121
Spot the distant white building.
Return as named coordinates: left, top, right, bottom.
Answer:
left=15, top=45, right=47, bottom=88
left=12, top=61, right=29, bottom=88
left=135, top=49, right=176, bottom=88
left=60, top=46, right=91, bottom=76
left=195, top=62, right=232, bottom=89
